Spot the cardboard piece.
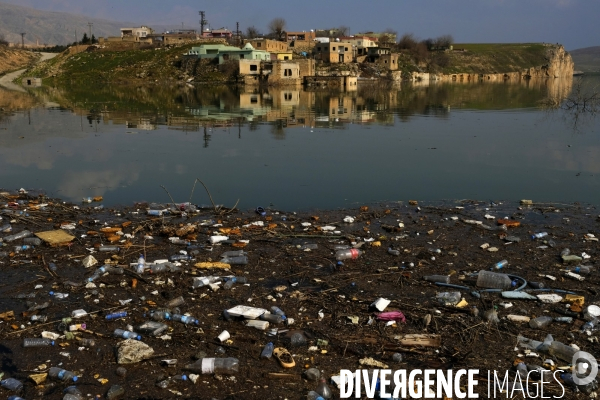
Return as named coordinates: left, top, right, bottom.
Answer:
left=35, top=230, right=75, bottom=245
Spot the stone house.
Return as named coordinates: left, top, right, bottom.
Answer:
left=365, top=47, right=399, bottom=70
left=339, top=36, right=378, bottom=56
left=313, top=41, right=355, bottom=63
left=120, top=26, right=153, bottom=41
left=243, top=39, right=292, bottom=60
left=201, top=28, right=233, bottom=39
left=284, top=31, right=316, bottom=43
left=186, top=43, right=271, bottom=64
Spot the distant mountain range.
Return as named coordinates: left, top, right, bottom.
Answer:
left=569, top=46, right=600, bottom=72
left=0, top=2, right=173, bottom=46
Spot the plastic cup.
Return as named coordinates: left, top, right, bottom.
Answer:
left=217, top=330, right=230, bottom=342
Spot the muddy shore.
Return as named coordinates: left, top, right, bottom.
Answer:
left=0, top=191, right=599, bottom=399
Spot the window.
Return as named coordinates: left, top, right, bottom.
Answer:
left=250, top=64, right=258, bottom=71
left=345, top=47, right=348, bottom=51
left=317, top=47, right=321, bottom=51
left=284, top=69, right=293, bottom=76
left=284, top=93, right=292, bottom=100
left=257, top=43, right=261, bottom=47
left=333, top=47, right=336, bottom=51
left=240, top=54, right=244, bottom=59
left=384, top=60, right=387, bottom=63
left=223, top=54, right=229, bottom=60
left=284, top=56, right=289, bottom=60
left=251, top=96, right=258, bottom=103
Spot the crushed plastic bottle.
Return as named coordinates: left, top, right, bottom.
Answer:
left=136, top=254, right=145, bottom=274
left=23, top=338, right=54, bottom=347
left=220, top=255, right=248, bottom=265
left=1, top=378, right=23, bottom=392
left=223, top=276, right=247, bottom=290
left=49, top=367, right=78, bottom=382
left=491, top=259, right=508, bottom=270
left=529, top=316, right=553, bottom=329
left=315, top=379, right=333, bottom=399
left=531, top=232, right=548, bottom=239
left=476, top=270, right=513, bottom=289
left=192, top=276, right=220, bottom=288
left=172, top=314, right=199, bottom=325
left=261, top=342, right=274, bottom=359
left=423, top=275, right=450, bottom=284
left=113, top=329, right=141, bottom=340
left=2, top=230, right=32, bottom=242
left=106, top=311, right=128, bottom=320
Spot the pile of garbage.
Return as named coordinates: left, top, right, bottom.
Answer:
left=0, top=191, right=599, bottom=399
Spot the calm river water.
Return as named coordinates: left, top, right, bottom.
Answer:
left=0, top=75, right=598, bottom=210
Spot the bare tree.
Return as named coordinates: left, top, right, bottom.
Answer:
left=397, top=33, right=418, bottom=50
left=435, top=34, right=454, bottom=49
left=335, top=25, right=349, bottom=38
left=379, top=28, right=397, bottom=45
left=246, top=26, right=261, bottom=39
left=268, top=18, right=286, bottom=40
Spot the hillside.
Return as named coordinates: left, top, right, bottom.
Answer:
left=570, top=46, right=600, bottom=72
left=0, top=46, right=39, bottom=75
left=0, top=2, right=134, bottom=46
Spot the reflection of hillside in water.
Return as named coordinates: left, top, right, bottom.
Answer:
left=24, top=78, right=575, bottom=133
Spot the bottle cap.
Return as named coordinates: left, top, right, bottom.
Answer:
left=181, top=375, right=187, bottom=381
left=49, top=291, right=54, bottom=296
left=51, top=340, right=55, bottom=345
left=72, top=376, right=78, bottom=382
left=136, top=335, right=142, bottom=341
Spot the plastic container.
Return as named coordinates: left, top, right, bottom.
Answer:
left=113, top=329, right=141, bottom=340
left=0, top=378, right=23, bottom=392
left=529, top=316, right=553, bottom=329
left=531, top=232, right=548, bottom=239
left=172, top=314, right=199, bottom=325
left=476, top=270, right=513, bottom=289
left=261, top=342, right=274, bottom=359
left=192, top=276, right=220, bottom=288
left=492, top=259, right=508, bottom=270
left=315, top=379, right=333, bottom=399
left=184, top=357, right=239, bottom=375
left=223, top=276, right=247, bottom=290
left=23, top=237, right=42, bottom=246
left=423, top=275, right=450, bottom=284
left=106, top=311, right=128, bottom=320
left=548, top=340, right=577, bottom=362
left=49, top=367, right=78, bottom=382
left=136, top=254, right=145, bottom=274
left=23, top=338, right=54, bottom=347
left=335, top=249, right=362, bottom=261
left=2, top=230, right=32, bottom=242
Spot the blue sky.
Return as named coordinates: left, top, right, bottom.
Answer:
left=2, top=0, right=598, bottom=50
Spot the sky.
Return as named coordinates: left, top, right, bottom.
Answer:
left=1, top=0, right=598, bottom=50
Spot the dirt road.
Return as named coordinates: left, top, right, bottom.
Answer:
left=0, top=52, right=57, bottom=92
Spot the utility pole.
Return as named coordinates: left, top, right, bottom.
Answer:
left=199, top=11, right=207, bottom=34
left=236, top=22, right=240, bottom=45
left=88, top=22, right=93, bottom=43
left=20, top=32, right=26, bottom=49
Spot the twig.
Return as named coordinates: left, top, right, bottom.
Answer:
left=190, top=178, right=218, bottom=212
left=160, top=185, right=177, bottom=207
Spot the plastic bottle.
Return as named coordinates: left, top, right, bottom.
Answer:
left=529, top=316, right=553, bottom=329
left=113, top=329, right=141, bottom=340
left=581, top=318, right=599, bottom=332
left=106, top=311, right=128, bottom=320
left=528, top=281, right=545, bottom=289
left=88, top=266, right=108, bottom=282
left=220, top=250, right=246, bottom=258
left=299, top=244, right=318, bottom=250
left=23, top=237, right=42, bottom=246
left=307, top=391, right=325, bottom=400
left=170, top=254, right=192, bottom=261
left=270, top=306, right=286, bottom=318
left=192, top=276, right=220, bottom=288
left=106, top=385, right=125, bottom=400
left=436, top=292, right=462, bottom=305
left=13, top=245, right=34, bottom=252
left=260, top=312, right=284, bottom=324
left=147, top=210, right=164, bottom=216
left=548, top=340, right=577, bottom=362
left=30, top=315, right=48, bottom=322
left=166, top=296, right=185, bottom=308
left=261, top=342, right=274, bottom=359
left=304, top=368, right=321, bottom=381
left=136, top=254, right=145, bottom=274
left=49, top=367, right=78, bottom=382
left=77, top=338, right=96, bottom=347
left=99, top=245, right=120, bottom=252
left=23, top=338, right=54, bottom=347
left=335, top=249, right=362, bottom=261
left=49, top=291, right=68, bottom=299
left=0, top=223, right=12, bottom=233
left=0, top=378, right=23, bottom=392
left=172, top=314, right=199, bottom=325
left=560, top=248, right=570, bottom=257
left=2, top=230, right=32, bottom=242
left=423, top=275, right=450, bottom=284
left=516, top=362, right=528, bottom=381
left=150, top=310, right=171, bottom=321
left=170, top=238, right=191, bottom=245
left=476, top=270, right=513, bottom=290
left=184, top=357, right=239, bottom=375
left=8, top=396, right=26, bottom=400
left=223, top=276, right=247, bottom=290
left=492, top=260, right=508, bottom=270
left=387, top=248, right=401, bottom=256
left=220, top=255, right=248, bottom=265
left=573, top=266, right=593, bottom=274
left=531, top=232, right=548, bottom=239
left=150, top=264, right=169, bottom=274
left=315, top=379, right=333, bottom=399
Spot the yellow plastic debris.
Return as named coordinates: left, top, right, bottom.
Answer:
left=194, top=262, right=231, bottom=269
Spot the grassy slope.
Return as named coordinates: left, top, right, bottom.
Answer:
left=570, top=46, right=600, bottom=72
left=441, top=43, right=549, bottom=74
left=0, top=47, right=39, bottom=75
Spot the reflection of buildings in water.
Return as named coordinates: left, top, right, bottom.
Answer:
left=126, top=117, right=156, bottom=131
